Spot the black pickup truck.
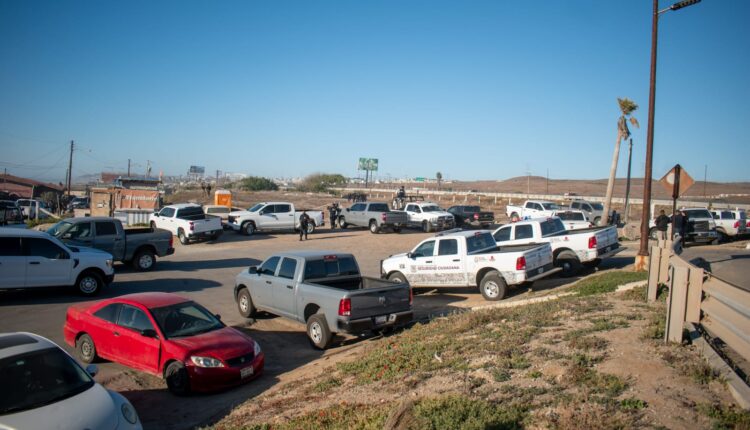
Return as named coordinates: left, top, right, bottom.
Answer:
left=448, top=205, right=495, bottom=229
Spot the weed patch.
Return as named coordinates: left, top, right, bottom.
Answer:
left=568, top=335, right=609, bottom=352
left=698, top=403, right=750, bottom=430
left=572, top=271, right=648, bottom=297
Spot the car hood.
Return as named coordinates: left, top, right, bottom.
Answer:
left=69, top=246, right=113, bottom=258
left=169, top=326, right=254, bottom=359
left=385, top=252, right=409, bottom=261
left=0, top=383, right=119, bottom=430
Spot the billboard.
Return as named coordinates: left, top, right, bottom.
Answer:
left=357, top=158, right=379, bottom=171
left=188, top=165, right=205, bottom=174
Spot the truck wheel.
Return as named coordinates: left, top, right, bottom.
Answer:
left=150, top=221, right=157, bottom=229
left=210, top=230, right=223, bottom=241
left=422, top=220, right=432, bottom=233
left=307, top=314, right=332, bottom=350
left=480, top=272, right=507, bottom=301
left=593, top=216, right=601, bottom=226
left=177, top=228, right=189, bottom=245
left=393, top=227, right=402, bottom=233
left=369, top=220, right=380, bottom=234
left=555, top=250, right=582, bottom=277
left=306, top=222, right=316, bottom=234
left=237, top=288, right=257, bottom=318
left=76, top=271, right=103, bottom=296
left=133, top=249, right=156, bottom=271
left=339, top=217, right=348, bottom=229
left=165, top=361, right=191, bottom=396
left=387, top=271, right=409, bottom=286
left=510, top=212, right=520, bottom=222
left=76, top=334, right=98, bottom=364
left=715, top=230, right=726, bottom=244
left=649, top=228, right=657, bottom=240
left=242, top=222, right=255, bottom=236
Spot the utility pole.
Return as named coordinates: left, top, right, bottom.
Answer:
left=66, top=140, right=74, bottom=198
left=624, top=139, right=633, bottom=222
left=546, top=168, right=549, bottom=197
left=216, top=169, right=220, bottom=186
left=127, top=159, right=131, bottom=177
left=703, top=164, right=707, bottom=198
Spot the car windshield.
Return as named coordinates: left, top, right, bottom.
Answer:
left=739, top=212, right=747, bottom=220
left=541, top=218, right=566, bottom=236
left=685, top=210, right=712, bottom=220
left=541, top=203, right=560, bottom=210
left=464, top=206, right=481, bottom=212
left=556, top=212, right=584, bottom=221
left=0, top=347, right=94, bottom=416
left=422, top=205, right=441, bottom=212
left=304, top=256, right=360, bottom=279
left=247, top=204, right=264, bottom=212
left=46, top=221, right=74, bottom=237
left=150, top=301, right=224, bottom=339
left=590, top=203, right=604, bottom=210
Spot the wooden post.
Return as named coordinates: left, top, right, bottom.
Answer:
left=685, top=267, right=704, bottom=323
left=665, top=265, right=690, bottom=343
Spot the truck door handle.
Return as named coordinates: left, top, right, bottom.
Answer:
left=113, top=331, right=120, bottom=337
left=29, top=261, right=40, bottom=265
left=452, top=259, right=460, bottom=262
left=265, top=280, right=272, bottom=285
left=425, top=260, right=433, bottom=263
left=286, top=285, right=293, bottom=289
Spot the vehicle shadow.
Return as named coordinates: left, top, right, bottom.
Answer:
left=183, top=233, right=274, bottom=245
left=118, top=258, right=261, bottom=273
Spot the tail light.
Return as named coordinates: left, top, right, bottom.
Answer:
left=735, top=221, right=740, bottom=228
left=338, top=298, right=351, bottom=316
left=189, top=221, right=195, bottom=232
left=516, top=256, right=526, bottom=271
left=382, top=213, right=387, bottom=222
left=409, top=288, right=413, bottom=305
left=588, top=236, right=597, bottom=249
left=169, top=235, right=174, bottom=248
left=473, top=213, right=479, bottom=220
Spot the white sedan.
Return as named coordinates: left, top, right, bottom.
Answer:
left=0, top=332, right=142, bottom=430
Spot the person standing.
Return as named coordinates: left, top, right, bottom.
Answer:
left=655, top=210, right=670, bottom=241
left=299, top=211, right=310, bottom=241
left=671, top=210, right=686, bottom=255
left=328, top=203, right=338, bottom=230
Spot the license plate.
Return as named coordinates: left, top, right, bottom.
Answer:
left=375, top=315, right=387, bottom=325
left=240, top=366, right=254, bottom=379
left=538, top=267, right=544, bottom=275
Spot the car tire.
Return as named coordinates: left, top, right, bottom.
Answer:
left=369, top=220, right=380, bottom=234
left=715, top=230, right=726, bottom=244
left=593, top=216, right=601, bottom=226
left=211, top=230, right=223, bottom=241
left=480, top=272, right=507, bottom=301
left=393, top=227, right=402, bottom=233
left=165, top=361, right=191, bottom=396
left=76, top=334, right=98, bottom=364
left=306, top=222, right=316, bottom=234
left=387, top=271, right=409, bottom=286
left=237, top=288, right=257, bottom=318
left=177, top=228, right=189, bottom=245
left=307, top=314, right=332, bottom=350
left=649, top=228, right=658, bottom=240
left=555, top=250, right=582, bottom=277
left=132, top=249, right=156, bottom=271
left=150, top=221, right=157, bottom=229
left=76, top=271, right=103, bottom=296
left=339, top=217, right=348, bottom=229
left=242, top=222, right=255, bottom=236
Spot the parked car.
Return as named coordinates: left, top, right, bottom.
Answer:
left=566, top=199, right=605, bottom=224
left=337, top=202, right=407, bottom=233
left=447, top=205, right=494, bottom=229
left=402, top=202, right=455, bottom=232
left=381, top=230, right=559, bottom=301
left=0, top=228, right=114, bottom=295
left=67, top=196, right=90, bottom=212
left=0, top=200, right=24, bottom=227
left=234, top=251, right=413, bottom=349
left=149, top=204, right=223, bottom=245
left=505, top=200, right=560, bottom=222
left=227, top=202, right=324, bottom=236
left=492, top=217, right=620, bottom=277
left=203, top=205, right=243, bottom=229
left=47, top=217, right=174, bottom=271
left=0, top=332, right=141, bottom=430
left=709, top=209, right=747, bottom=242
left=682, top=208, right=718, bottom=244
left=63, top=292, right=264, bottom=395
left=16, top=199, right=49, bottom=219
left=551, top=210, right=594, bottom=231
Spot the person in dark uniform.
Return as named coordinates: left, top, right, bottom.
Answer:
left=671, top=210, right=687, bottom=254
left=299, top=211, right=310, bottom=241
left=328, top=203, right=338, bottom=229
left=655, top=210, right=670, bottom=240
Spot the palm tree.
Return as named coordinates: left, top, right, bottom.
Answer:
left=436, top=172, right=443, bottom=190
left=601, top=98, right=639, bottom=226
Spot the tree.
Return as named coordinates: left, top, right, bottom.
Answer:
left=436, top=172, right=443, bottom=190
left=601, top=98, right=639, bottom=226
left=297, top=173, right=346, bottom=193
left=238, top=176, right=278, bottom=191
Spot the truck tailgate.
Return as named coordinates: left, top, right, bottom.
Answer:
left=595, top=226, right=618, bottom=248
left=522, top=243, right=553, bottom=270
left=349, top=285, right=411, bottom=319
left=191, top=218, right=221, bottom=233
left=384, top=212, right=408, bottom=224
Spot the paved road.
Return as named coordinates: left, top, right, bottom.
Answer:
left=0, top=227, right=638, bottom=429
left=681, top=243, right=750, bottom=291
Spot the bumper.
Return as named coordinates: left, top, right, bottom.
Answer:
left=430, top=220, right=456, bottom=230
left=228, top=222, right=241, bottom=231
left=187, top=352, right=265, bottom=393
left=104, top=273, right=115, bottom=285
left=595, top=243, right=623, bottom=260
left=165, top=247, right=175, bottom=256
left=62, top=324, right=76, bottom=347
left=687, top=231, right=717, bottom=242
left=524, top=263, right=560, bottom=283
left=337, top=310, right=413, bottom=335
left=188, top=230, right=222, bottom=240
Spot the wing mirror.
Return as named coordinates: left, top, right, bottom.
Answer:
left=86, top=364, right=99, bottom=377
left=140, top=329, right=157, bottom=338
left=215, top=313, right=222, bottom=321
left=407, top=252, right=415, bottom=259
left=248, top=266, right=259, bottom=275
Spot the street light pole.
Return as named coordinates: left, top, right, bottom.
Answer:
left=636, top=0, right=701, bottom=270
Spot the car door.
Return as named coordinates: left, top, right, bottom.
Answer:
left=271, top=257, right=299, bottom=319
left=87, top=303, right=122, bottom=361
left=348, top=203, right=366, bottom=226
left=156, top=208, right=176, bottom=233
left=273, top=204, right=295, bottom=229
left=405, top=204, right=421, bottom=226
left=93, top=221, right=124, bottom=259
left=403, top=239, right=437, bottom=286
left=0, top=236, right=26, bottom=288
left=432, top=238, right=466, bottom=286
left=254, top=256, right=280, bottom=310
left=493, top=226, right=512, bottom=245
left=23, top=237, right=75, bottom=287
left=113, top=304, right=161, bottom=373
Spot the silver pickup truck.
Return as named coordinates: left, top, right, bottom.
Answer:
left=234, top=251, right=413, bottom=349
left=48, top=217, right=174, bottom=271
left=337, top=202, right=407, bottom=233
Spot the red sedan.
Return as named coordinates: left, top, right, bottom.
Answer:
left=63, top=292, right=264, bottom=395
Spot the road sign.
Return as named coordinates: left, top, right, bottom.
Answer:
left=659, top=164, right=694, bottom=198
left=357, top=158, right=379, bottom=171
left=415, top=177, right=425, bottom=182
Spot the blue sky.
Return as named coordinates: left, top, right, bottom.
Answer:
left=1, top=0, right=747, bottom=183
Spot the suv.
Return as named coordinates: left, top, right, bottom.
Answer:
left=709, top=209, right=747, bottom=241
left=682, top=208, right=718, bottom=244
left=567, top=200, right=605, bottom=224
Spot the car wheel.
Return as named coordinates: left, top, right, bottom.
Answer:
left=555, top=250, right=582, bottom=277
left=714, top=230, right=726, bottom=244
left=480, top=272, right=507, bottom=301
left=306, top=222, right=316, bottom=234
left=242, top=222, right=255, bottom=236
left=76, top=334, right=98, bottom=364
left=211, top=230, right=223, bottom=241
left=307, top=314, right=332, bottom=350
left=133, top=249, right=156, bottom=271
left=177, top=228, right=189, bottom=245
left=339, top=217, right=348, bottom=229
left=387, top=271, right=409, bottom=286
left=593, top=216, right=601, bottom=226
left=76, top=271, right=103, bottom=296
left=165, top=361, right=191, bottom=396
left=150, top=221, right=157, bottom=229
left=393, top=227, right=402, bottom=233
left=369, top=220, right=380, bottom=234
left=649, top=228, right=658, bottom=240
left=237, top=288, right=257, bottom=318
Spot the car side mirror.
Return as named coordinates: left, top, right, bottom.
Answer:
left=215, top=313, right=221, bottom=321
left=248, top=266, right=258, bottom=274
left=407, top=252, right=414, bottom=259
left=140, top=329, right=157, bottom=338
left=62, top=233, right=72, bottom=239
left=346, top=208, right=350, bottom=212
left=86, top=364, right=98, bottom=377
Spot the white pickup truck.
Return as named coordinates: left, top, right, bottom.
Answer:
left=551, top=210, right=594, bottom=231
left=492, top=217, right=621, bottom=277
left=506, top=200, right=561, bottom=222
left=403, top=202, right=455, bottom=232
left=381, top=230, right=559, bottom=301
left=227, top=202, right=324, bottom=236
left=710, top=209, right=747, bottom=241
left=149, top=203, right=224, bottom=245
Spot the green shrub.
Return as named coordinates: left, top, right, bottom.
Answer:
left=238, top=176, right=278, bottom=191
left=573, top=271, right=648, bottom=297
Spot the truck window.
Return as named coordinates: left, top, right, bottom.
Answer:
left=525, top=202, right=534, bottom=209
left=351, top=204, right=365, bottom=211
left=534, top=203, right=544, bottom=211
left=590, top=203, right=604, bottom=210
left=465, top=206, right=480, bottom=212
left=95, top=222, right=117, bottom=236
left=685, top=210, right=712, bottom=220
left=177, top=207, right=206, bottom=219
left=514, top=225, right=533, bottom=240
left=438, top=239, right=458, bottom=256
left=94, top=304, right=121, bottom=323
left=583, top=204, right=593, bottom=212
left=466, top=233, right=495, bottom=254
left=259, top=256, right=280, bottom=276
left=24, top=238, right=69, bottom=260
left=493, top=227, right=511, bottom=242
left=278, top=258, right=297, bottom=280
left=571, top=202, right=580, bottom=209
left=0, top=237, right=22, bottom=256
left=66, top=222, right=93, bottom=239
left=274, top=204, right=291, bottom=213
left=412, top=240, right=435, bottom=258
left=159, top=208, right=175, bottom=218
left=369, top=203, right=389, bottom=212
left=541, top=203, right=559, bottom=211
left=540, top=218, right=566, bottom=236
left=721, top=211, right=734, bottom=219
left=304, top=256, right=359, bottom=279
left=406, top=205, right=421, bottom=213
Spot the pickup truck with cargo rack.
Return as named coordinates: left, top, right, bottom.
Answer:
left=551, top=210, right=593, bottom=231
left=447, top=205, right=495, bottom=229
left=234, top=251, right=413, bottom=349
left=337, top=202, right=407, bottom=233
left=403, top=202, right=455, bottom=232
left=149, top=204, right=223, bottom=245
left=505, top=200, right=561, bottom=222
left=381, top=230, right=559, bottom=301
left=228, top=202, right=324, bottom=236
left=492, top=217, right=621, bottom=277
left=709, top=209, right=746, bottom=242
left=48, top=217, right=173, bottom=271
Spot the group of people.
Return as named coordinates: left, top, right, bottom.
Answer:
left=654, top=209, right=688, bottom=254
left=297, top=202, right=342, bottom=241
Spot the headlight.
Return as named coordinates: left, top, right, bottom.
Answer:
left=121, top=402, right=139, bottom=425
left=106, top=259, right=113, bottom=268
left=190, top=356, right=225, bottom=368
left=254, top=341, right=262, bottom=356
